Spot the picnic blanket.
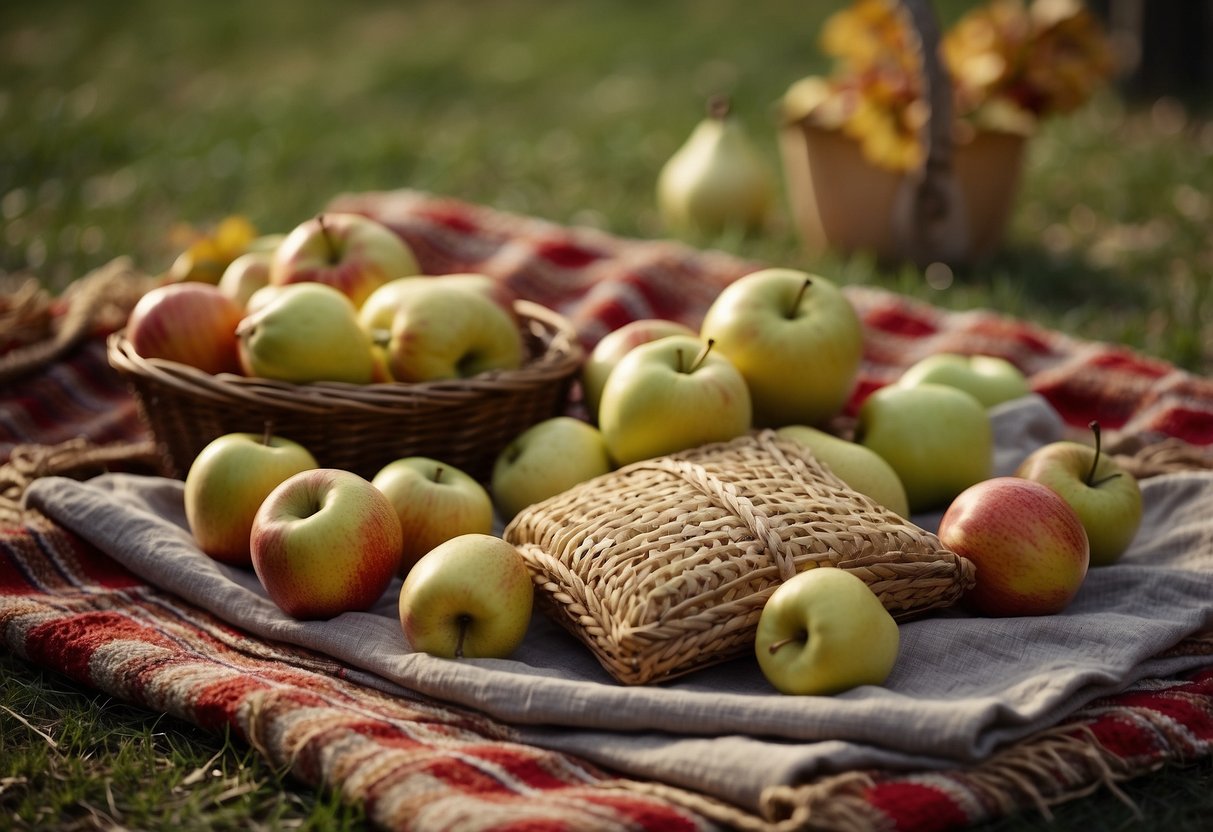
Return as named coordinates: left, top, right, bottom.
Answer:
left=3, top=190, right=1213, bottom=832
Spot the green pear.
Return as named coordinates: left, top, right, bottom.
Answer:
left=657, top=95, right=775, bottom=238
left=776, top=425, right=910, bottom=518
left=236, top=282, right=376, bottom=384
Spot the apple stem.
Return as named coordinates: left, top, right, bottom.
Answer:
left=687, top=339, right=715, bottom=374
left=317, top=214, right=338, bottom=265
left=433, top=466, right=444, bottom=484
left=454, top=614, right=472, bottom=659
left=707, top=93, right=731, bottom=120
left=261, top=421, right=273, bottom=446
left=767, top=631, right=807, bottom=655
left=1084, top=420, right=1121, bottom=487
left=789, top=278, right=811, bottom=319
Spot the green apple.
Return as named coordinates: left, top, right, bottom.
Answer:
left=898, top=353, right=1031, bottom=408
left=755, top=567, right=900, bottom=696
left=372, top=456, right=495, bottom=575
left=251, top=469, right=403, bottom=620
left=598, top=334, right=752, bottom=466
left=398, top=533, right=534, bottom=659
left=856, top=383, right=992, bottom=513
left=700, top=268, right=863, bottom=427
left=581, top=319, right=697, bottom=420
left=383, top=281, right=523, bottom=382
left=938, top=477, right=1089, bottom=616
left=360, top=273, right=518, bottom=334
left=236, top=282, right=376, bottom=384
left=184, top=431, right=318, bottom=567
left=491, top=416, right=614, bottom=520
left=1014, top=421, right=1142, bottom=566
left=270, top=212, right=420, bottom=308
left=775, top=425, right=910, bottom=517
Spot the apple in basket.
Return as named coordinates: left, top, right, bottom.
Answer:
left=580, top=318, right=697, bottom=420
left=898, top=353, right=1031, bottom=409
left=236, top=282, right=377, bottom=384
left=856, top=383, right=992, bottom=513
left=700, top=268, right=863, bottom=427
left=1015, top=421, right=1143, bottom=567
left=185, top=430, right=318, bottom=567
left=380, top=280, right=524, bottom=382
left=938, top=477, right=1090, bottom=617
left=491, top=416, right=614, bottom=520
left=755, top=567, right=900, bottom=696
left=251, top=468, right=403, bottom=620
left=372, top=456, right=495, bottom=575
left=271, top=212, right=420, bottom=308
left=775, top=425, right=910, bottom=518
left=125, top=282, right=244, bottom=375
left=598, top=334, right=752, bottom=466
left=217, top=250, right=274, bottom=310
left=359, top=273, right=519, bottom=334
left=398, top=533, right=534, bottom=659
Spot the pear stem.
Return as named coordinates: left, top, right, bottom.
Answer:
left=316, top=214, right=338, bottom=265
left=707, top=94, right=731, bottom=120
left=454, top=613, right=472, bottom=659
left=789, top=278, right=811, bottom=319
left=687, top=338, right=715, bottom=374
left=767, top=631, right=807, bottom=655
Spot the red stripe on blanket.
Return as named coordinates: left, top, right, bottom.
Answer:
left=865, top=780, right=971, bottom=832
left=23, top=611, right=178, bottom=683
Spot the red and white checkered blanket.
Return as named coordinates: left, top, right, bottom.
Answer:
left=2, top=190, right=1211, bottom=831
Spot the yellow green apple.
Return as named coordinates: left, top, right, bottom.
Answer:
left=372, top=456, right=495, bottom=575
left=856, top=383, right=992, bottom=513
left=1014, top=421, right=1142, bottom=566
left=185, top=431, right=318, bottom=567
left=598, top=334, right=752, bottom=466
left=581, top=318, right=697, bottom=420
left=491, top=416, right=614, bottom=520
left=898, top=353, right=1031, bottom=408
left=398, top=533, right=534, bottom=659
left=755, top=567, right=900, bottom=695
left=236, top=282, right=376, bottom=384
left=775, top=425, right=910, bottom=517
left=700, top=268, right=863, bottom=427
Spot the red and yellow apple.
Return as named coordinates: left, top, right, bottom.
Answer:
left=938, top=477, right=1090, bottom=617
left=125, top=282, right=244, bottom=375
left=250, top=468, right=403, bottom=620
left=270, top=213, right=419, bottom=308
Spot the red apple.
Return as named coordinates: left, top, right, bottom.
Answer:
left=250, top=469, right=403, bottom=620
left=938, top=477, right=1090, bottom=617
left=125, top=282, right=244, bottom=374
left=270, top=213, right=419, bottom=308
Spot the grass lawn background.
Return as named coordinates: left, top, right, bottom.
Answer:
left=2, top=0, right=1211, bottom=829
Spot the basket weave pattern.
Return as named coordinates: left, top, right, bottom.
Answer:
left=505, top=430, right=975, bottom=685
left=107, top=300, right=582, bottom=481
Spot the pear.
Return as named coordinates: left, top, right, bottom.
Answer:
left=657, top=95, right=776, bottom=238
left=236, top=282, right=376, bottom=384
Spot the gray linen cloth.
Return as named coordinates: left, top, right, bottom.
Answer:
left=24, top=396, right=1213, bottom=813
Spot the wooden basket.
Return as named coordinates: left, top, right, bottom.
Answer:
left=504, top=430, right=975, bottom=686
left=107, top=300, right=583, bottom=482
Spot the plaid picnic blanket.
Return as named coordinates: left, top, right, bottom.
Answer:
left=2, top=190, right=1212, bottom=831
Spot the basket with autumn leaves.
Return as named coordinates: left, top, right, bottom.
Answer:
left=779, top=0, right=1115, bottom=266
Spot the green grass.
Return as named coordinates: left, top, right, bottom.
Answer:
left=2, top=1, right=1212, bottom=829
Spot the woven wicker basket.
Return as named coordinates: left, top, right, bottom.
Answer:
left=107, top=300, right=583, bottom=482
left=505, top=430, right=975, bottom=686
